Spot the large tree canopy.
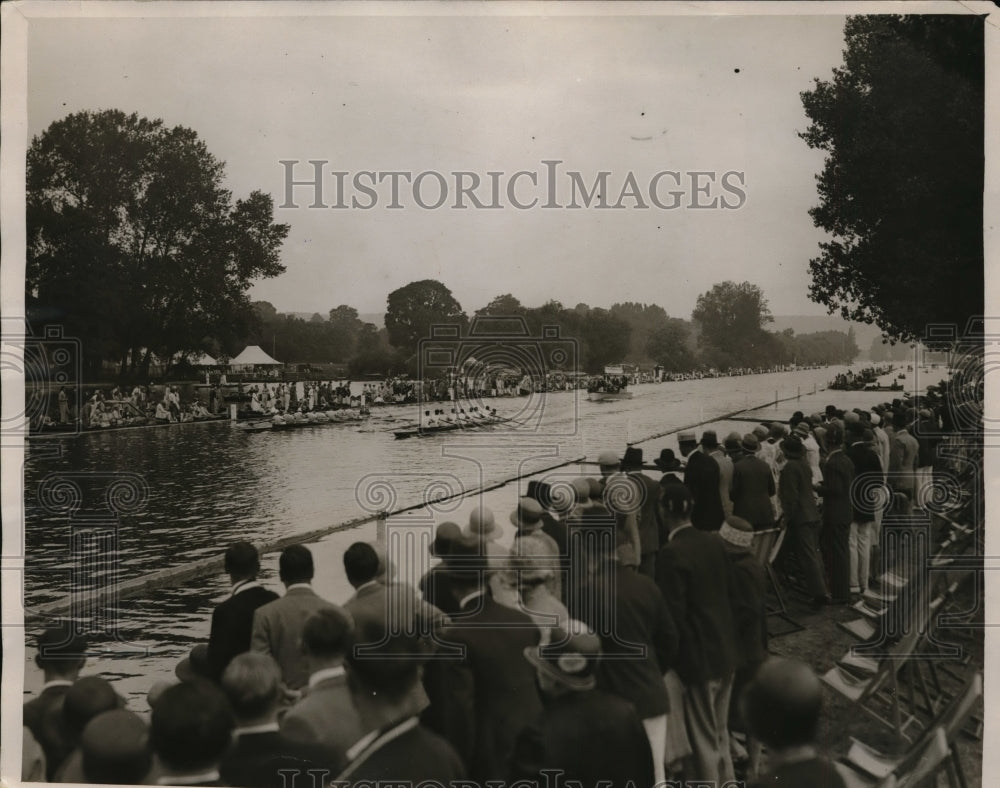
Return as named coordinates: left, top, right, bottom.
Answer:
left=800, top=15, right=984, bottom=342
left=384, top=279, right=468, bottom=353
left=692, top=281, right=775, bottom=368
left=27, top=109, right=288, bottom=377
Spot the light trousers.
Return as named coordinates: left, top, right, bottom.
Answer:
left=849, top=520, right=874, bottom=593
left=642, top=714, right=667, bottom=785
left=683, top=673, right=735, bottom=784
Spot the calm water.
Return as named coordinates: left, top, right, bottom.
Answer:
left=22, top=363, right=924, bottom=708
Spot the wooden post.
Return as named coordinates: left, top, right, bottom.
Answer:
left=376, top=510, right=388, bottom=542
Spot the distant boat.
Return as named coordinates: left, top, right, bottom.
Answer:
left=587, top=390, right=634, bottom=402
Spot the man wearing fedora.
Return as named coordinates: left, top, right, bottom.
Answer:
left=680, top=431, right=726, bottom=532
left=421, top=559, right=542, bottom=782
left=778, top=436, right=831, bottom=609
left=510, top=497, right=562, bottom=602
left=510, top=621, right=655, bottom=788
left=597, top=450, right=642, bottom=570
left=622, top=446, right=662, bottom=578
left=730, top=433, right=776, bottom=532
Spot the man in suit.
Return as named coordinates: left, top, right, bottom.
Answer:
left=149, top=681, right=234, bottom=786
left=571, top=512, right=678, bottom=783
left=778, top=436, right=831, bottom=609
left=280, top=607, right=365, bottom=756
left=847, top=428, right=885, bottom=595
left=421, top=565, right=542, bottom=782
left=597, top=451, right=642, bottom=569
left=418, top=522, right=466, bottom=616
left=816, top=424, right=854, bottom=603
left=343, top=541, right=448, bottom=638
left=680, top=431, right=725, bottom=531
left=655, top=481, right=737, bottom=785
left=251, top=545, right=344, bottom=690
left=23, top=624, right=88, bottom=780
left=220, top=653, right=340, bottom=788
left=334, top=620, right=466, bottom=785
left=622, top=447, right=662, bottom=578
left=742, top=658, right=846, bottom=788
left=206, top=541, right=279, bottom=681
left=730, top=434, right=776, bottom=531
left=510, top=621, right=655, bottom=788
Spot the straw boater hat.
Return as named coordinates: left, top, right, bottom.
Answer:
left=523, top=620, right=602, bottom=692
left=597, top=450, right=621, bottom=469
left=653, top=448, right=683, bottom=471
left=719, top=516, right=754, bottom=553
left=677, top=431, right=697, bottom=446
left=510, top=497, right=546, bottom=533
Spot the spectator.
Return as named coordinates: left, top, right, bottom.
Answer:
left=206, top=541, right=279, bottom=681
left=335, top=620, right=466, bottom=784
left=511, top=533, right=569, bottom=631
left=149, top=681, right=234, bottom=786
left=251, top=545, right=344, bottom=690
left=48, top=676, right=122, bottom=781
left=510, top=621, right=655, bottom=788
left=510, top=497, right=562, bottom=602
left=889, top=411, right=919, bottom=504
left=418, top=522, right=466, bottom=616
left=421, top=562, right=542, bottom=781
left=730, top=434, right=776, bottom=531
left=280, top=608, right=365, bottom=756
left=621, top=447, right=662, bottom=578
left=597, top=451, right=643, bottom=569
left=708, top=432, right=736, bottom=518
left=847, top=429, right=884, bottom=595
left=816, top=424, right=854, bottom=603
left=24, top=624, right=87, bottom=780
left=220, top=653, right=338, bottom=788
left=58, top=710, right=152, bottom=785
left=741, top=658, right=846, bottom=788
left=778, top=436, right=831, bottom=609
left=681, top=431, right=725, bottom=531
left=655, top=481, right=737, bottom=784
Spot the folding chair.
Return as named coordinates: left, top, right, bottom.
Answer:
left=752, top=526, right=804, bottom=636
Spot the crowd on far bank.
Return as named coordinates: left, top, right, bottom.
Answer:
left=22, top=376, right=979, bottom=788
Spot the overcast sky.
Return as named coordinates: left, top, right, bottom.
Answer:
left=28, top=10, right=853, bottom=319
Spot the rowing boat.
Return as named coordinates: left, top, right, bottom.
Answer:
left=393, top=415, right=507, bottom=440
left=587, top=390, right=633, bottom=402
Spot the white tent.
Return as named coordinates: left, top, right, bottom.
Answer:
left=187, top=352, right=219, bottom=367
left=230, top=345, right=282, bottom=367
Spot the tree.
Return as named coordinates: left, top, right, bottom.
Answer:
left=646, top=320, right=696, bottom=372
left=799, top=15, right=984, bottom=342
left=328, top=304, right=363, bottom=360
left=475, top=294, right=525, bottom=316
left=384, top=280, right=468, bottom=353
left=691, top=282, right=774, bottom=368
left=26, top=109, right=288, bottom=378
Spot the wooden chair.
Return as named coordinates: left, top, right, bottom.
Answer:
left=751, top=526, right=804, bottom=635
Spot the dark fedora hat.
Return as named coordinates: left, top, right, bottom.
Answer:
left=780, top=435, right=804, bottom=459
left=430, top=521, right=463, bottom=557
left=653, top=448, right=682, bottom=471
left=621, top=447, right=644, bottom=470
left=700, top=430, right=720, bottom=449
left=526, top=480, right=554, bottom=510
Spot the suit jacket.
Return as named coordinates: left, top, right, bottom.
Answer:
left=344, top=581, right=449, bottom=638
left=23, top=685, right=72, bottom=781
left=817, top=450, right=854, bottom=526
left=731, top=454, right=776, bottom=528
left=778, top=458, right=820, bottom=526
left=251, top=586, right=345, bottom=690
left=572, top=563, right=677, bottom=719
left=207, top=584, right=280, bottom=681
left=847, top=442, right=883, bottom=521
left=655, top=526, right=737, bottom=685
left=684, top=450, right=725, bottom=531
left=220, top=729, right=341, bottom=788
left=418, top=567, right=463, bottom=617
left=280, top=671, right=366, bottom=757
left=889, top=429, right=919, bottom=494
left=421, top=595, right=542, bottom=781
left=509, top=689, right=654, bottom=788
left=725, top=549, right=768, bottom=670
left=629, top=472, right=662, bottom=556
left=336, top=717, right=466, bottom=785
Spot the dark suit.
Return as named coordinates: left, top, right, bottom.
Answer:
left=280, top=670, right=366, bottom=758
left=573, top=563, right=677, bottom=719
left=684, top=450, right=725, bottom=531
left=207, top=584, right=280, bottom=681
left=421, top=594, right=542, bottom=781
left=418, top=567, right=463, bottom=617
left=336, top=717, right=466, bottom=784
left=818, top=449, right=854, bottom=601
left=629, top=471, right=663, bottom=576
left=344, top=580, right=448, bottom=638
left=656, top=525, right=737, bottom=784
left=251, top=586, right=345, bottom=690
left=23, top=684, right=72, bottom=781
left=731, top=455, right=776, bottom=529
left=749, top=756, right=846, bottom=788
left=509, top=689, right=654, bottom=788
left=219, top=728, right=341, bottom=788
left=847, top=442, right=883, bottom=522
left=725, top=547, right=769, bottom=732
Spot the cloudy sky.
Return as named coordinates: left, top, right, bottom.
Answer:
left=27, top=7, right=861, bottom=319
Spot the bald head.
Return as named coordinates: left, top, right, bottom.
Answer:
left=740, top=657, right=822, bottom=750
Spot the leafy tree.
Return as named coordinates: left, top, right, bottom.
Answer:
left=799, top=15, right=983, bottom=342
left=26, top=109, right=287, bottom=378
left=475, top=294, right=525, bottom=316
left=646, top=320, right=696, bottom=372
left=691, top=281, right=774, bottom=368
left=328, top=304, right=363, bottom=360
left=384, top=279, right=468, bottom=353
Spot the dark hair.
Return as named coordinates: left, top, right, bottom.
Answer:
left=224, top=541, right=260, bottom=579
left=36, top=622, right=88, bottom=671
left=343, top=542, right=380, bottom=588
left=150, top=681, right=234, bottom=771
left=658, top=480, right=694, bottom=518
left=893, top=411, right=909, bottom=430
left=221, top=653, right=282, bottom=719
left=741, top=661, right=822, bottom=749
left=825, top=423, right=843, bottom=447
left=64, top=677, right=120, bottom=735
left=301, top=608, right=353, bottom=658
left=346, top=618, right=427, bottom=701
left=279, top=545, right=314, bottom=585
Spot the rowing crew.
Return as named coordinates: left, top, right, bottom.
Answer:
left=423, top=406, right=498, bottom=427
left=271, top=408, right=370, bottom=426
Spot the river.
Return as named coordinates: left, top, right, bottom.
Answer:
left=20, top=363, right=928, bottom=708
